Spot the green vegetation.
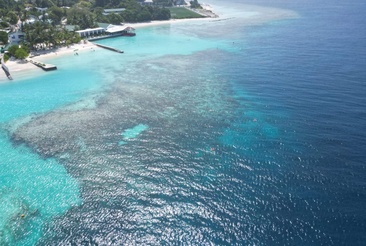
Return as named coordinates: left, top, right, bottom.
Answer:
left=7, top=45, right=29, bottom=59
left=93, top=0, right=171, bottom=23
left=67, top=7, right=96, bottom=29
left=168, top=7, right=204, bottom=19
left=21, top=21, right=81, bottom=50
left=154, top=0, right=174, bottom=7
left=0, top=0, right=19, bottom=10
left=190, top=0, right=202, bottom=9
left=3, top=52, right=10, bottom=62
left=15, top=47, right=29, bottom=59
left=0, top=31, right=8, bottom=44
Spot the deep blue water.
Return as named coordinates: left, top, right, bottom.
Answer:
left=216, top=1, right=366, bottom=244
left=1, top=0, right=366, bottom=245
left=217, top=1, right=366, bottom=244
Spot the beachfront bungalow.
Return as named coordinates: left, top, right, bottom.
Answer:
left=75, top=27, right=105, bottom=38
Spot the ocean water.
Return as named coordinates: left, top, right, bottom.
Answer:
left=1, top=0, right=366, bottom=245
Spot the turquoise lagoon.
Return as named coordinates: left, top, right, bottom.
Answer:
left=2, top=0, right=366, bottom=244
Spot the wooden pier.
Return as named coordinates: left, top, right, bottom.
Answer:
left=27, top=59, right=57, bottom=71
left=93, top=43, right=124, bottom=53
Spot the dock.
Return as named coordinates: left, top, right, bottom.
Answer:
left=93, top=43, right=124, bottom=53
left=27, top=59, right=57, bottom=71
left=88, top=35, right=120, bottom=41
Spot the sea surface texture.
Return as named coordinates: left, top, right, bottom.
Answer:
left=1, top=0, right=366, bottom=245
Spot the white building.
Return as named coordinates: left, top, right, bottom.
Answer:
left=75, top=25, right=135, bottom=38
left=8, top=31, right=25, bottom=45
left=142, top=0, right=153, bottom=6
left=75, top=27, right=105, bottom=38
left=104, top=24, right=126, bottom=34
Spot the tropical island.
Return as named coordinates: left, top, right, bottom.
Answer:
left=0, top=0, right=217, bottom=79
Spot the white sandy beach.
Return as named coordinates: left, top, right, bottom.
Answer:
left=0, top=42, right=99, bottom=83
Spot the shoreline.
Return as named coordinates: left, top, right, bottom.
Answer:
left=0, top=2, right=299, bottom=84
left=0, top=42, right=98, bottom=83
left=0, top=15, right=219, bottom=84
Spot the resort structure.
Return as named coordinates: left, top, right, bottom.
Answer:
left=76, top=25, right=136, bottom=39
left=76, top=27, right=106, bottom=38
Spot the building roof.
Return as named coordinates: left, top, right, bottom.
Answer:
left=65, top=25, right=77, bottom=31
left=103, top=8, right=126, bottom=13
left=76, top=27, right=105, bottom=34
left=9, top=31, right=25, bottom=35
left=35, top=7, right=48, bottom=12
left=105, top=25, right=126, bottom=33
left=97, top=22, right=110, bottom=29
left=123, top=27, right=135, bottom=31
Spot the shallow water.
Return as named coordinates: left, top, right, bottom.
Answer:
left=1, top=0, right=366, bottom=245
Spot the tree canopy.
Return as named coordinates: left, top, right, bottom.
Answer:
left=0, top=31, right=8, bottom=44
left=190, top=0, right=201, bottom=8
left=7, top=44, right=29, bottom=59
left=67, top=7, right=96, bottom=29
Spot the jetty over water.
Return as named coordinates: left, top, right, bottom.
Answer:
left=27, top=59, right=57, bottom=71
left=93, top=43, right=124, bottom=53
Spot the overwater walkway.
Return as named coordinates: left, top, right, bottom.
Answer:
left=26, top=59, right=57, bottom=71
left=92, top=43, right=124, bottom=53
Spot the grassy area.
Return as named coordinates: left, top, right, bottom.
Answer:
left=168, top=7, right=205, bottom=19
